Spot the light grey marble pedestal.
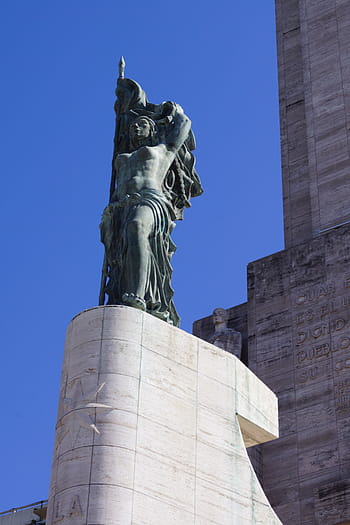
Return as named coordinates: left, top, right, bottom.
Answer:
left=46, top=306, right=281, bottom=524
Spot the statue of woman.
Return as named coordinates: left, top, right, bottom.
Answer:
left=99, top=60, right=203, bottom=326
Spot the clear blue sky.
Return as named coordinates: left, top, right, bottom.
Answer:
left=0, top=0, right=282, bottom=510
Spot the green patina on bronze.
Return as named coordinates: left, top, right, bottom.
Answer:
left=99, top=58, right=203, bottom=326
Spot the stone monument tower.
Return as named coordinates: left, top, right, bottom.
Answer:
left=195, top=1, right=350, bottom=523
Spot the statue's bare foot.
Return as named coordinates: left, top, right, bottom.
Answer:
left=122, top=292, right=146, bottom=311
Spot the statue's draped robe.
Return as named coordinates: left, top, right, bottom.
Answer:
left=100, top=189, right=180, bottom=326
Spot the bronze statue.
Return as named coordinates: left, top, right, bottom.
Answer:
left=99, top=58, right=203, bottom=326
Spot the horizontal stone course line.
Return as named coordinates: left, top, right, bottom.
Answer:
left=57, top=405, right=139, bottom=420
left=133, top=486, right=195, bottom=512
left=138, top=378, right=198, bottom=405
left=68, top=336, right=146, bottom=351
left=55, top=442, right=138, bottom=459
left=54, top=482, right=134, bottom=496
left=194, top=474, right=272, bottom=510
left=131, top=488, right=197, bottom=513
left=61, top=371, right=142, bottom=383
left=139, top=342, right=199, bottom=369
left=134, top=450, right=196, bottom=476
left=133, top=413, right=197, bottom=438
left=70, top=306, right=102, bottom=322
left=282, top=26, right=301, bottom=35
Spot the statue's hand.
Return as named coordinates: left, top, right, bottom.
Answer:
left=153, top=101, right=177, bottom=120
left=157, top=115, right=172, bottom=126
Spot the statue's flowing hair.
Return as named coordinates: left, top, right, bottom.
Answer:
left=163, top=134, right=202, bottom=220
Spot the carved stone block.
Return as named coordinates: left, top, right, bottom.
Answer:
left=47, top=306, right=281, bottom=524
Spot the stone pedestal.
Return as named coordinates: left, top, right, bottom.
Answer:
left=47, top=306, right=281, bottom=525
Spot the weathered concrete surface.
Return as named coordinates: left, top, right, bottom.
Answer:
left=47, top=306, right=281, bottom=525
left=195, top=223, right=350, bottom=524
left=247, top=223, right=350, bottom=525
left=276, top=0, right=350, bottom=248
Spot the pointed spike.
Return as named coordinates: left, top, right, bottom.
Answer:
left=119, top=56, right=125, bottom=79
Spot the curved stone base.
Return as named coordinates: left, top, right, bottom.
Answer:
left=47, top=306, right=281, bottom=524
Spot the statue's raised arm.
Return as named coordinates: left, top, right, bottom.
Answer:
left=99, top=59, right=203, bottom=326
left=150, top=101, right=191, bottom=152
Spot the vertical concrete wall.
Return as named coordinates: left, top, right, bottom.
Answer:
left=247, top=224, right=350, bottom=524
left=195, top=225, right=350, bottom=523
left=276, top=0, right=350, bottom=248
left=47, top=306, right=280, bottom=525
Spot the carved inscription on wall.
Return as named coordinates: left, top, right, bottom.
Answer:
left=292, top=278, right=350, bottom=385
left=55, top=379, right=112, bottom=454
left=335, top=379, right=350, bottom=411
left=53, top=495, right=83, bottom=523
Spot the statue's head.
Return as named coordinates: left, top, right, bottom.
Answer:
left=212, top=307, right=227, bottom=329
left=129, top=116, right=157, bottom=149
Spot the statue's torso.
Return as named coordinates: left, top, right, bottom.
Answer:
left=114, top=144, right=172, bottom=198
